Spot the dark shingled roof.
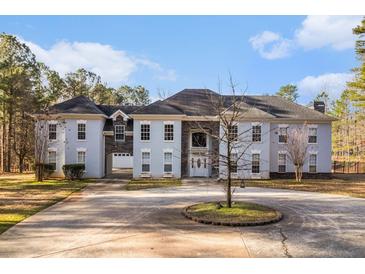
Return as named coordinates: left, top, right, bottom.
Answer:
left=48, top=95, right=106, bottom=115
left=97, top=105, right=141, bottom=116
left=133, top=89, right=335, bottom=121
left=46, top=89, right=335, bottom=121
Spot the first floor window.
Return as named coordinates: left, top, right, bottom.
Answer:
left=278, top=153, right=286, bottom=173
left=142, top=151, right=151, bottom=172
left=252, top=125, right=261, bottom=142
left=308, top=127, right=317, bottom=144
left=279, top=127, right=288, bottom=143
left=78, top=123, right=86, bottom=140
left=164, top=123, right=174, bottom=141
left=115, top=125, right=125, bottom=141
left=252, top=153, right=260, bottom=174
left=309, top=154, right=317, bottom=173
left=48, top=151, right=56, bottom=170
left=141, top=123, right=150, bottom=141
left=231, top=153, right=238, bottom=174
left=164, top=151, right=173, bottom=173
left=77, top=151, right=86, bottom=164
left=49, top=124, right=57, bottom=141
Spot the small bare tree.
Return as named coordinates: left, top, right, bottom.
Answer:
left=34, top=118, right=49, bottom=181
left=193, top=76, right=269, bottom=208
left=285, top=125, right=309, bottom=182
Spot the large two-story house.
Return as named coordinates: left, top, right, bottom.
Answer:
left=36, top=89, right=335, bottom=179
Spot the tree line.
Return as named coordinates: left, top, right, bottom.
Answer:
left=0, top=33, right=151, bottom=173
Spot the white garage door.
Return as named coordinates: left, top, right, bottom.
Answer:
left=113, top=153, right=133, bottom=168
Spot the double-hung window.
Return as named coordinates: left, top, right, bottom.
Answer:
left=252, top=153, right=260, bottom=174
left=142, top=151, right=151, bottom=173
left=48, top=150, right=57, bottom=170
left=231, top=153, right=238, bottom=174
left=278, top=153, right=286, bottom=173
left=309, top=153, right=317, bottom=173
left=252, top=125, right=261, bottom=142
left=164, top=123, right=174, bottom=141
left=228, top=125, right=238, bottom=142
left=77, top=151, right=86, bottom=165
left=115, top=125, right=125, bottom=141
left=141, top=123, right=150, bottom=141
left=49, top=124, right=57, bottom=141
left=278, top=126, right=288, bottom=143
left=77, top=123, right=86, bottom=140
left=164, top=151, right=173, bottom=173
left=308, top=127, right=317, bottom=144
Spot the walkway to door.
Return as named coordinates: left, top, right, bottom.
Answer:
left=104, top=168, right=132, bottom=179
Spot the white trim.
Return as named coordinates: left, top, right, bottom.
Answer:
left=48, top=147, right=57, bottom=152
left=76, top=150, right=86, bottom=167
left=140, top=120, right=151, bottom=125
left=278, top=124, right=289, bottom=128
left=77, top=121, right=87, bottom=141
left=308, top=124, right=318, bottom=128
left=141, top=148, right=151, bottom=153
left=309, top=150, right=318, bottom=154
left=278, top=152, right=287, bottom=173
left=251, top=149, right=261, bottom=154
left=163, top=121, right=174, bottom=125
left=110, top=109, right=130, bottom=121
left=48, top=120, right=58, bottom=125
left=251, top=122, right=262, bottom=126
left=77, top=120, right=87, bottom=124
left=77, top=147, right=87, bottom=152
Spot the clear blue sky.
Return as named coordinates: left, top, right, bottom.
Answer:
left=0, top=16, right=361, bottom=104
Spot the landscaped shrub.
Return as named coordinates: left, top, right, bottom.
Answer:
left=62, top=164, right=85, bottom=180
left=35, top=163, right=55, bottom=181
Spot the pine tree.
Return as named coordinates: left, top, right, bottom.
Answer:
left=276, top=84, right=299, bottom=102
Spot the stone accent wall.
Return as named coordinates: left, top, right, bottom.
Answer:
left=105, top=116, right=134, bottom=156
left=181, top=121, right=220, bottom=178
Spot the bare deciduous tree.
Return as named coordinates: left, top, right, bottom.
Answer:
left=285, top=125, right=309, bottom=182
left=193, top=76, right=269, bottom=208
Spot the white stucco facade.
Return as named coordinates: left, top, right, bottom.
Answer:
left=133, top=119, right=182, bottom=178
left=47, top=117, right=105, bottom=178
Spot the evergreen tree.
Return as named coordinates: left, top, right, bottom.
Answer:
left=276, top=84, right=299, bottom=102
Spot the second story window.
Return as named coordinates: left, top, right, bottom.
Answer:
left=164, top=123, right=174, bottom=141
left=228, top=125, right=238, bottom=142
left=278, top=127, right=288, bottom=143
left=115, top=125, right=125, bottom=141
left=252, top=125, right=261, bottom=142
left=49, top=124, right=57, bottom=141
left=308, top=127, right=317, bottom=144
left=141, top=123, right=150, bottom=141
left=78, top=123, right=86, bottom=140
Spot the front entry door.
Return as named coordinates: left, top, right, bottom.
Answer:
left=190, top=155, right=209, bottom=177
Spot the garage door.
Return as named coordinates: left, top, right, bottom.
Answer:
left=112, top=153, right=133, bottom=168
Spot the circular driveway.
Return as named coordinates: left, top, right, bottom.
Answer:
left=0, top=181, right=364, bottom=257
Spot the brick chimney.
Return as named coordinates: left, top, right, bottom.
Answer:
left=314, top=101, right=325, bottom=113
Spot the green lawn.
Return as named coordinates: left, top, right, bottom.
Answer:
left=0, top=174, right=88, bottom=234
left=233, top=177, right=365, bottom=198
left=124, top=179, right=181, bottom=190
left=185, top=201, right=279, bottom=223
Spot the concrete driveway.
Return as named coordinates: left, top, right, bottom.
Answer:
left=0, top=181, right=364, bottom=257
